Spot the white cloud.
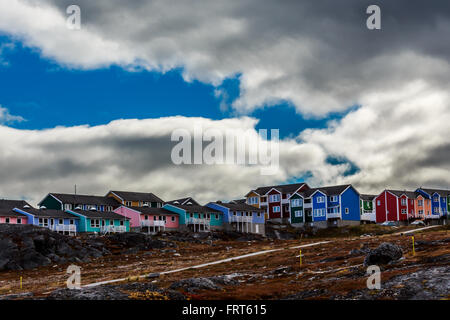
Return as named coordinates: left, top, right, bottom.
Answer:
left=0, top=1, right=449, bottom=116
left=0, top=106, right=25, bottom=124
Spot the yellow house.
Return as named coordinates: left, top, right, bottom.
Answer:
left=106, top=191, right=164, bottom=208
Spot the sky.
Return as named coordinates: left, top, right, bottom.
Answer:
left=0, top=0, right=449, bottom=205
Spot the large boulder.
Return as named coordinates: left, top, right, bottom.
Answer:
left=364, top=242, right=403, bottom=266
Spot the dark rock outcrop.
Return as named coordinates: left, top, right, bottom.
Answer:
left=363, top=242, right=403, bottom=266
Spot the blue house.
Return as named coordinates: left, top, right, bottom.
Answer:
left=206, top=201, right=266, bottom=235
left=415, top=187, right=448, bottom=221
left=162, top=198, right=223, bottom=232
left=14, top=207, right=79, bottom=235
left=289, top=184, right=360, bottom=228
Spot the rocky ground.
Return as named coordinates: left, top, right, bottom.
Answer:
left=0, top=224, right=448, bottom=300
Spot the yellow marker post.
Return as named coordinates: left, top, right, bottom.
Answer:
left=412, top=236, right=415, bottom=256
left=299, top=250, right=302, bottom=267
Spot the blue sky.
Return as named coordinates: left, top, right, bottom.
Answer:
left=0, top=35, right=336, bottom=139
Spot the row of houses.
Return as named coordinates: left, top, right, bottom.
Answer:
left=244, top=184, right=449, bottom=226
left=0, top=184, right=448, bottom=236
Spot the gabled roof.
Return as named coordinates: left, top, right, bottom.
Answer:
left=253, top=183, right=308, bottom=196
left=68, top=209, right=129, bottom=220
left=164, top=204, right=222, bottom=214
left=231, top=199, right=246, bottom=204
left=125, top=206, right=178, bottom=216
left=360, top=194, right=377, bottom=201
left=387, top=190, right=418, bottom=199
left=16, top=208, right=79, bottom=219
left=297, top=184, right=355, bottom=198
left=40, top=193, right=120, bottom=207
left=165, top=197, right=199, bottom=206
left=209, top=202, right=265, bottom=212
left=0, top=199, right=31, bottom=217
left=417, top=188, right=450, bottom=198
left=109, top=191, right=164, bottom=203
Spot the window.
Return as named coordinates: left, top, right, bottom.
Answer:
left=248, top=197, right=258, bottom=205
left=345, top=208, right=349, bottom=214
left=215, top=214, right=219, bottom=220
left=120, top=220, right=124, bottom=226
left=401, top=209, right=406, bottom=214
left=330, top=196, right=338, bottom=202
left=107, top=206, right=113, bottom=212
left=257, top=213, right=261, bottom=217
left=294, top=210, right=303, bottom=217
left=69, top=219, right=74, bottom=225
left=43, top=219, right=48, bottom=227
left=163, top=216, right=167, bottom=221
left=269, top=194, right=281, bottom=202
left=64, top=204, right=72, bottom=210
left=233, top=212, right=237, bottom=216
left=5, top=218, right=10, bottom=224
left=39, top=218, right=43, bottom=226
left=171, top=216, right=176, bottom=222
left=144, top=215, right=148, bottom=220
left=153, top=216, right=157, bottom=221
left=401, top=199, right=406, bottom=206
left=206, top=214, right=210, bottom=219
left=291, top=199, right=302, bottom=207
left=317, top=196, right=325, bottom=203
left=90, top=219, right=100, bottom=228
left=17, top=218, right=22, bottom=224
left=418, top=200, right=423, bottom=206
left=419, top=210, right=423, bottom=214
left=434, top=207, right=439, bottom=214
left=273, top=206, right=281, bottom=213
left=125, top=201, right=132, bottom=207
left=159, top=216, right=163, bottom=220
left=434, top=196, right=439, bottom=202
left=143, top=202, right=149, bottom=207
left=377, top=200, right=381, bottom=206
left=307, top=211, right=312, bottom=217
left=58, top=219, right=63, bottom=225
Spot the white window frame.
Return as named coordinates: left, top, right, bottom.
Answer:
left=17, top=218, right=22, bottom=224
left=345, top=208, right=349, bottom=214
left=273, top=206, right=281, bottom=213
left=294, top=210, right=303, bottom=218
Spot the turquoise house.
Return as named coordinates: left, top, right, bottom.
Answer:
left=66, top=208, right=130, bottom=233
left=162, top=200, right=223, bottom=232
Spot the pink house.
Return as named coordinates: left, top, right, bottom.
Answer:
left=114, top=206, right=179, bottom=232
left=0, top=199, right=30, bottom=225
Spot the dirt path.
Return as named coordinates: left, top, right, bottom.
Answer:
left=84, top=240, right=331, bottom=288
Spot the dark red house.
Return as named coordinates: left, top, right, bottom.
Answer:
left=375, top=190, right=416, bottom=223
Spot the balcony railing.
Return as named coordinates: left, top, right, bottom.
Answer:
left=48, top=224, right=77, bottom=234
left=186, top=218, right=209, bottom=225
left=100, top=225, right=127, bottom=234
left=141, top=220, right=166, bottom=227
left=230, top=216, right=253, bottom=223
left=327, top=212, right=340, bottom=219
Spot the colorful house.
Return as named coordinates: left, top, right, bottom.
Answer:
left=0, top=200, right=29, bottom=225
left=107, top=191, right=164, bottom=208
left=206, top=201, right=265, bottom=235
left=375, top=190, right=416, bottom=224
left=66, top=208, right=130, bottom=233
left=360, top=194, right=376, bottom=223
left=245, top=183, right=310, bottom=221
left=289, top=184, right=361, bottom=228
left=414, top=188, right=449, bottom=222
left=114, top=205, right=179, bottom=232
left=38, top=193, right=121, bottom=212
left=163, top=200, right=223, bottom=232
left=14, top=207, right=79, bottom=235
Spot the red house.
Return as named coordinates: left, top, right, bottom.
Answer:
left=375, top=190, right=416, bottom=223
left=252, top=183, right=310, bottom=220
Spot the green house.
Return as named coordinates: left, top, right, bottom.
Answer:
left=289, top=193, right=305, bottom=224
left=66, top=208, right=130, bottom=233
